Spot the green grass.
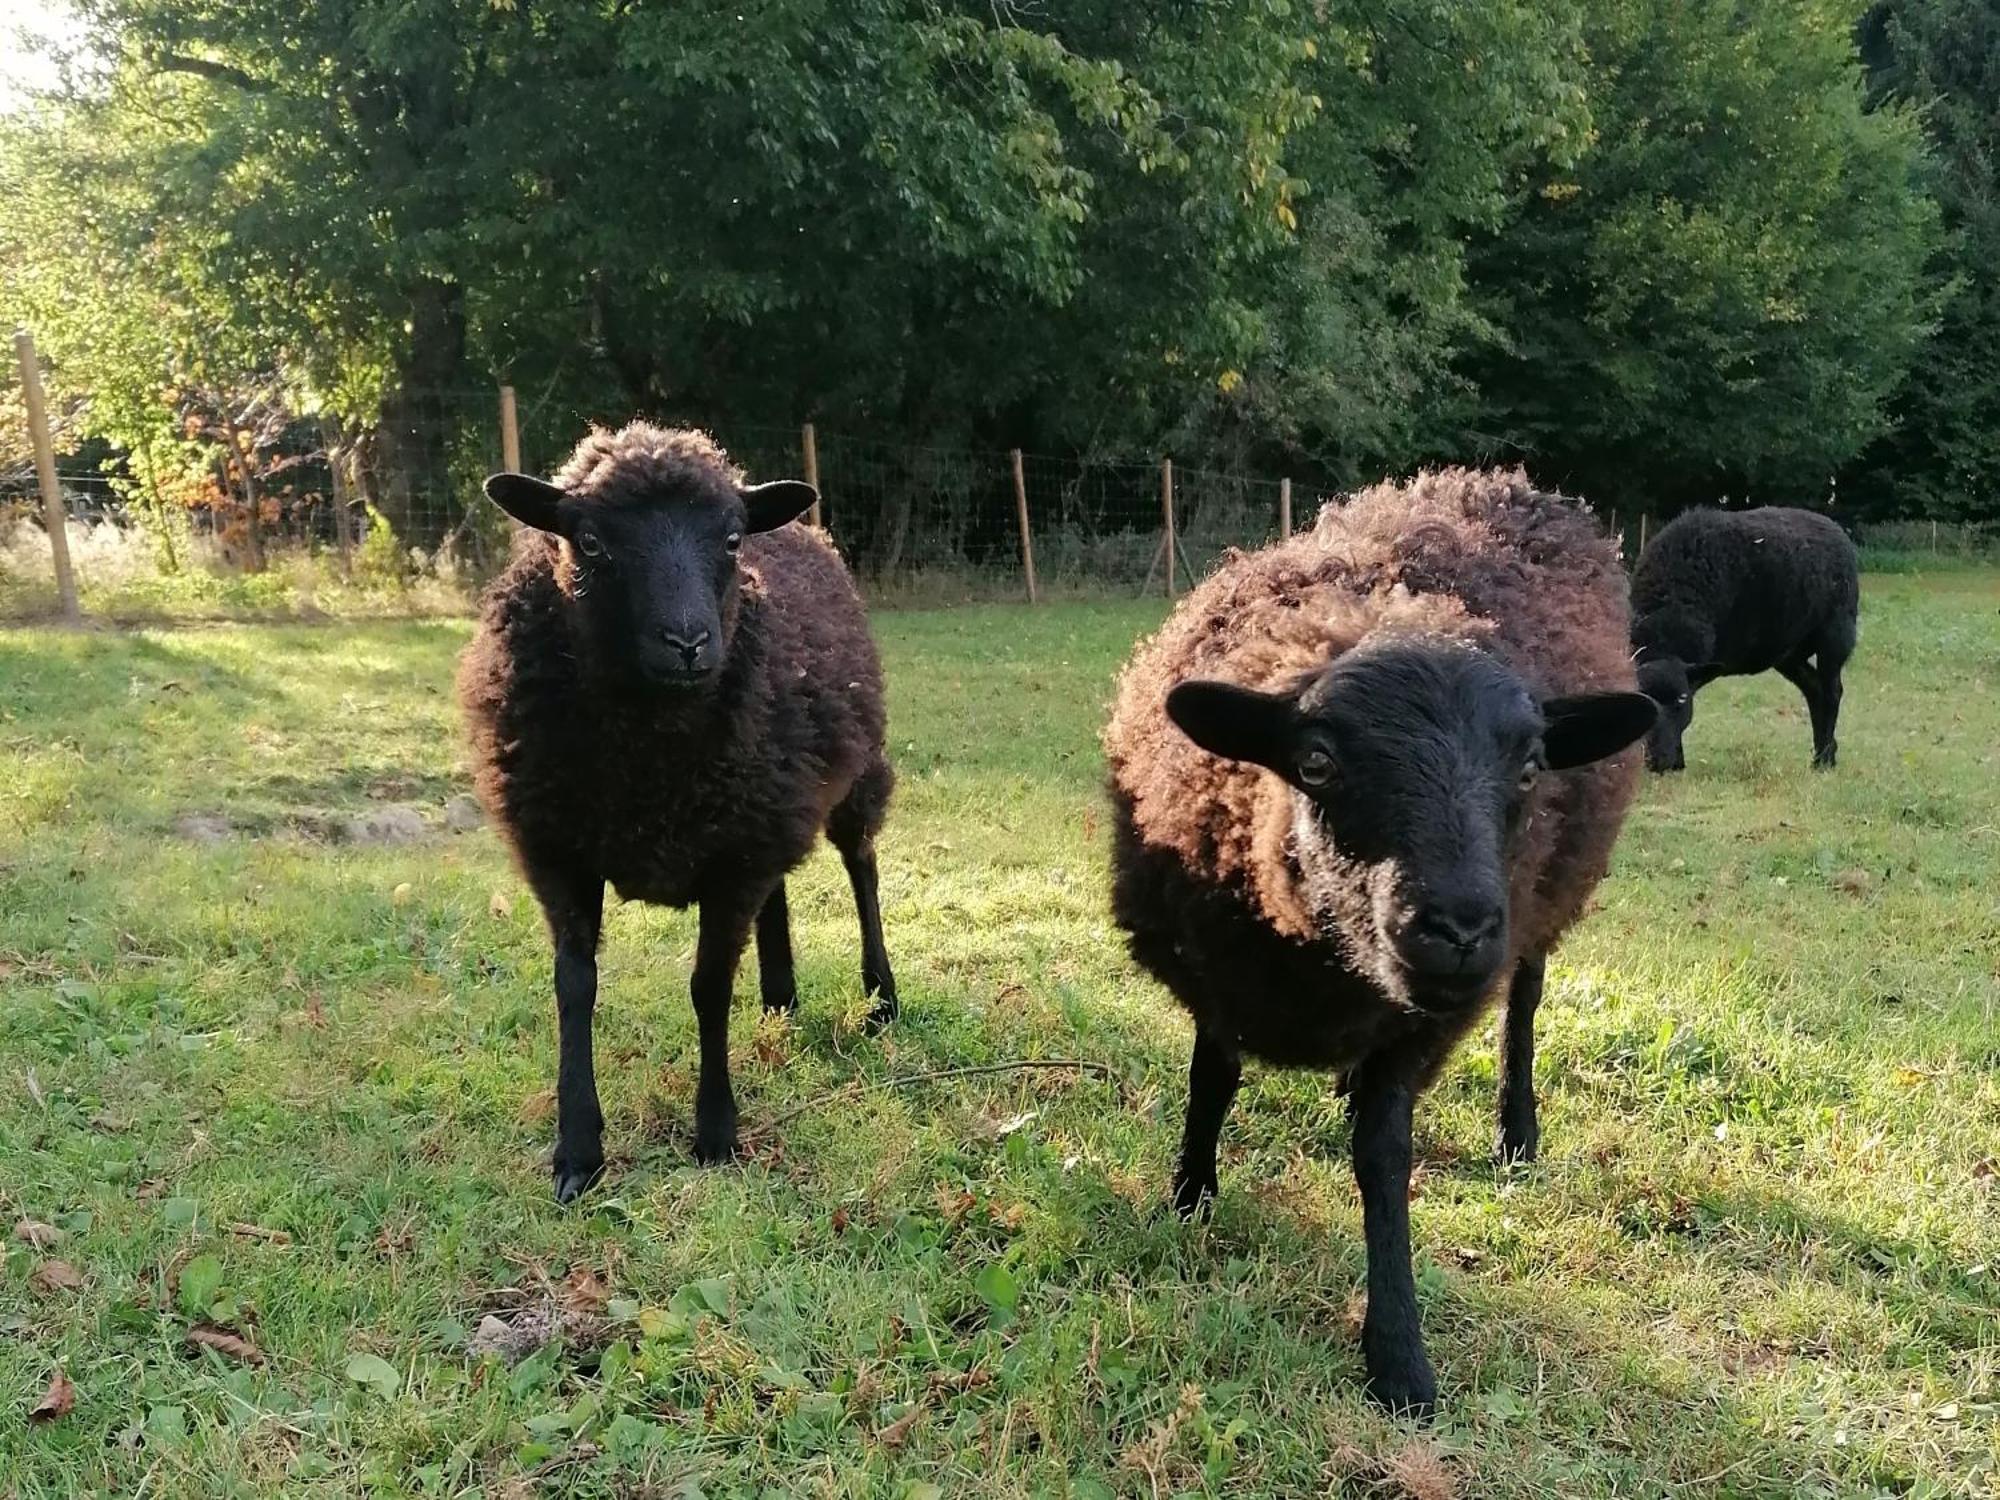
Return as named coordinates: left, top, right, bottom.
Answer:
left=2, top=574, right=1997, bottom=1498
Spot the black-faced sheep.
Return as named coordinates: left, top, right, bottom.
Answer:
left=1103, top=468, right=1656, bottom=1414
left=458, top=422, right=897, bottom=1203
left=1630, top=506, right=1859, bottom=771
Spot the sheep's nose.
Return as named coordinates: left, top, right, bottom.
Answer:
left=1401, top=899, right=1505, bottom=988
left=1414, top=903, right=1502, bottom=953
left=659, top=628, right=711, bottom=665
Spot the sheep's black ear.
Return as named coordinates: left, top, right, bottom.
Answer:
left=741, top=480, right=818, bottom=534
left=1165, top=679, right=1297, bottom=771
left=1540, top=692, right=1659, bottom=770
left=484, top=473, right=567, bottom=533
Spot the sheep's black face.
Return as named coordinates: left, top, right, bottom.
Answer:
left=1166, top=641, right=1656, bottom=1012
left=1635, top=658, right=1693, bottom=772
left=483, top=470, right=817, bottom=691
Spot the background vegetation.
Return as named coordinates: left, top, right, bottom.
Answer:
left=1, top=0, right=1995, bottom=582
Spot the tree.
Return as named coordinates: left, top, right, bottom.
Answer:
left=1461, top=0, right=1940, bottom=514
left=1852, top=0, right=2000, bottom=521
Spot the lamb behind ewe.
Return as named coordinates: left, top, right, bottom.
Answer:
left=458, top=423, right=897, bottom=1202
left=1104, top=468, right=1656, bottom=1413
left=1630, top=505, right=1859, bottom=771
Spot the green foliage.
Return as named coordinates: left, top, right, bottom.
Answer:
left=1848, top=0, right=2000, bottom=520
left=0, top=0, right=1966, bottom=523
left=1463, top=0, right=1941, bottom=512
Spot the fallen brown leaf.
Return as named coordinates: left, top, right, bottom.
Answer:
left=830, top=1205, right=850, bottom=1235
left=30, top=1259, right=84, bottom=1295
left=561, top=1265, right=611, bottom=1316
left=1832, top=868, right=1872, bottom=896
left=934, top=1183, right=975, bottom=1223
left=187, top=1323, right=264, bottom=1365
left=875, top=1401, right=924, bottom=1449
left=303, top=993, right=326, bottom=1029
left=13, top=1218, right=60, bottom=1250
left=228, top=1222, right=292, bottom=1246
left=29, top=1370, right=75, bottom=1423
left=488, top=889, right=513, bottom=919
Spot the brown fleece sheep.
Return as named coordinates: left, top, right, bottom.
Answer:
left=459, top=423, right=896, bottom=1202
left=1104, top=467, right=1655, bottom=1413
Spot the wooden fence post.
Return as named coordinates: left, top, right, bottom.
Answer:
left=1010, top=448, right=1038, bottom=603
left=13, top=330, right=79, bottom=620
left=1279, top=476, right=1292, bottom=540
left=801, top=423, right=822, bottom=529
left=1162, top=457, right=1177, bottom=599
left=327, top=425, right=356, bottom=578
left=499, top=384, right=522, bottom=473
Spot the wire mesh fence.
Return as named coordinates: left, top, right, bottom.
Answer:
left=11, top=370, right=1980, bottom=624
left=1, top=380, right=1352, bottom=619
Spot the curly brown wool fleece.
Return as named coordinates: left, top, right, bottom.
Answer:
left=1104, top=466, right=1640, bottom=994
left=456, top=425, right=891, bottom=914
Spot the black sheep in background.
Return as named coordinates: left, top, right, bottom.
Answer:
left=1630, top=506, right=1859, bottom=771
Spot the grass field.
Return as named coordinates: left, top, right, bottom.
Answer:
left=3, top=572, right=1997, bottom=1498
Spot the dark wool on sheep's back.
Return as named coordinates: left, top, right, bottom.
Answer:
left=458, top=519, right=889, bottom=909
left=1104, top=467, right=1640, bottom=1076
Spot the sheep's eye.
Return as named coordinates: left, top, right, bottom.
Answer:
left=724, top=532, right=743, bottom=555
left=1675, top=693, right=1689, bottom=707
left=575, top=531, right=604, bottom=559
left=1297, top=749, right=1335, bottom=787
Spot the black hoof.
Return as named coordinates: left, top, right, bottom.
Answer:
left=1364, top=1341, right=1438, bottom=1419
left=552, top=1158, right=603, bottom=1205
left=865, top=983, right=899, bottom=1028
left=1495, top=1122, right=1540, bottom=1166
left=1813, top=747, right=1837, bottom=770
left=692, top=1101, right=739, bottom=1165
left=1366, top=1374, right=1438, bottom=1421
left=1171, top=1171, right=1217, bottom=1221
left=761, top=992, right=799, bottom=1014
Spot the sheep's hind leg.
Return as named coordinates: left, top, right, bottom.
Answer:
left=1172, top=1031, right=1240, bottom=1218
left=756, top=880, right=798, bottom=1013
left=828, top=763, right=897, bottom=1024
left=1775, top=656, right=1833, bottom=769
left=1495, top=953, right=1545, bottom=1164
left=689, top=887, right=763, bottom=1164
left=1809, top=624, right=1853, bottom=769
left=536, top=871, right=606, bottom=1205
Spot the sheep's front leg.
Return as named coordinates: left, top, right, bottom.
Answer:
left=690, top=886, right=764, bottom=1164
left=1173, top=1031, right=1240, bottom=1218
left=538, top=873, right=605, bottom=1205
left=1495, top=953, right=1545, bottom=1164
left=1350, top=1056, right=1437, bottom=1417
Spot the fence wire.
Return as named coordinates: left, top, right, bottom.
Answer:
left=16, top=378, right=1962, bottom=621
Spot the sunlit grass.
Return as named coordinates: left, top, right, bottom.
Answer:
left=2, top=572, right=1996, bottom=1496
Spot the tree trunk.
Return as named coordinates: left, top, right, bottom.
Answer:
left=373, top=280, right=469, bottom=552
left=220, top=414, right=265, bottom=573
